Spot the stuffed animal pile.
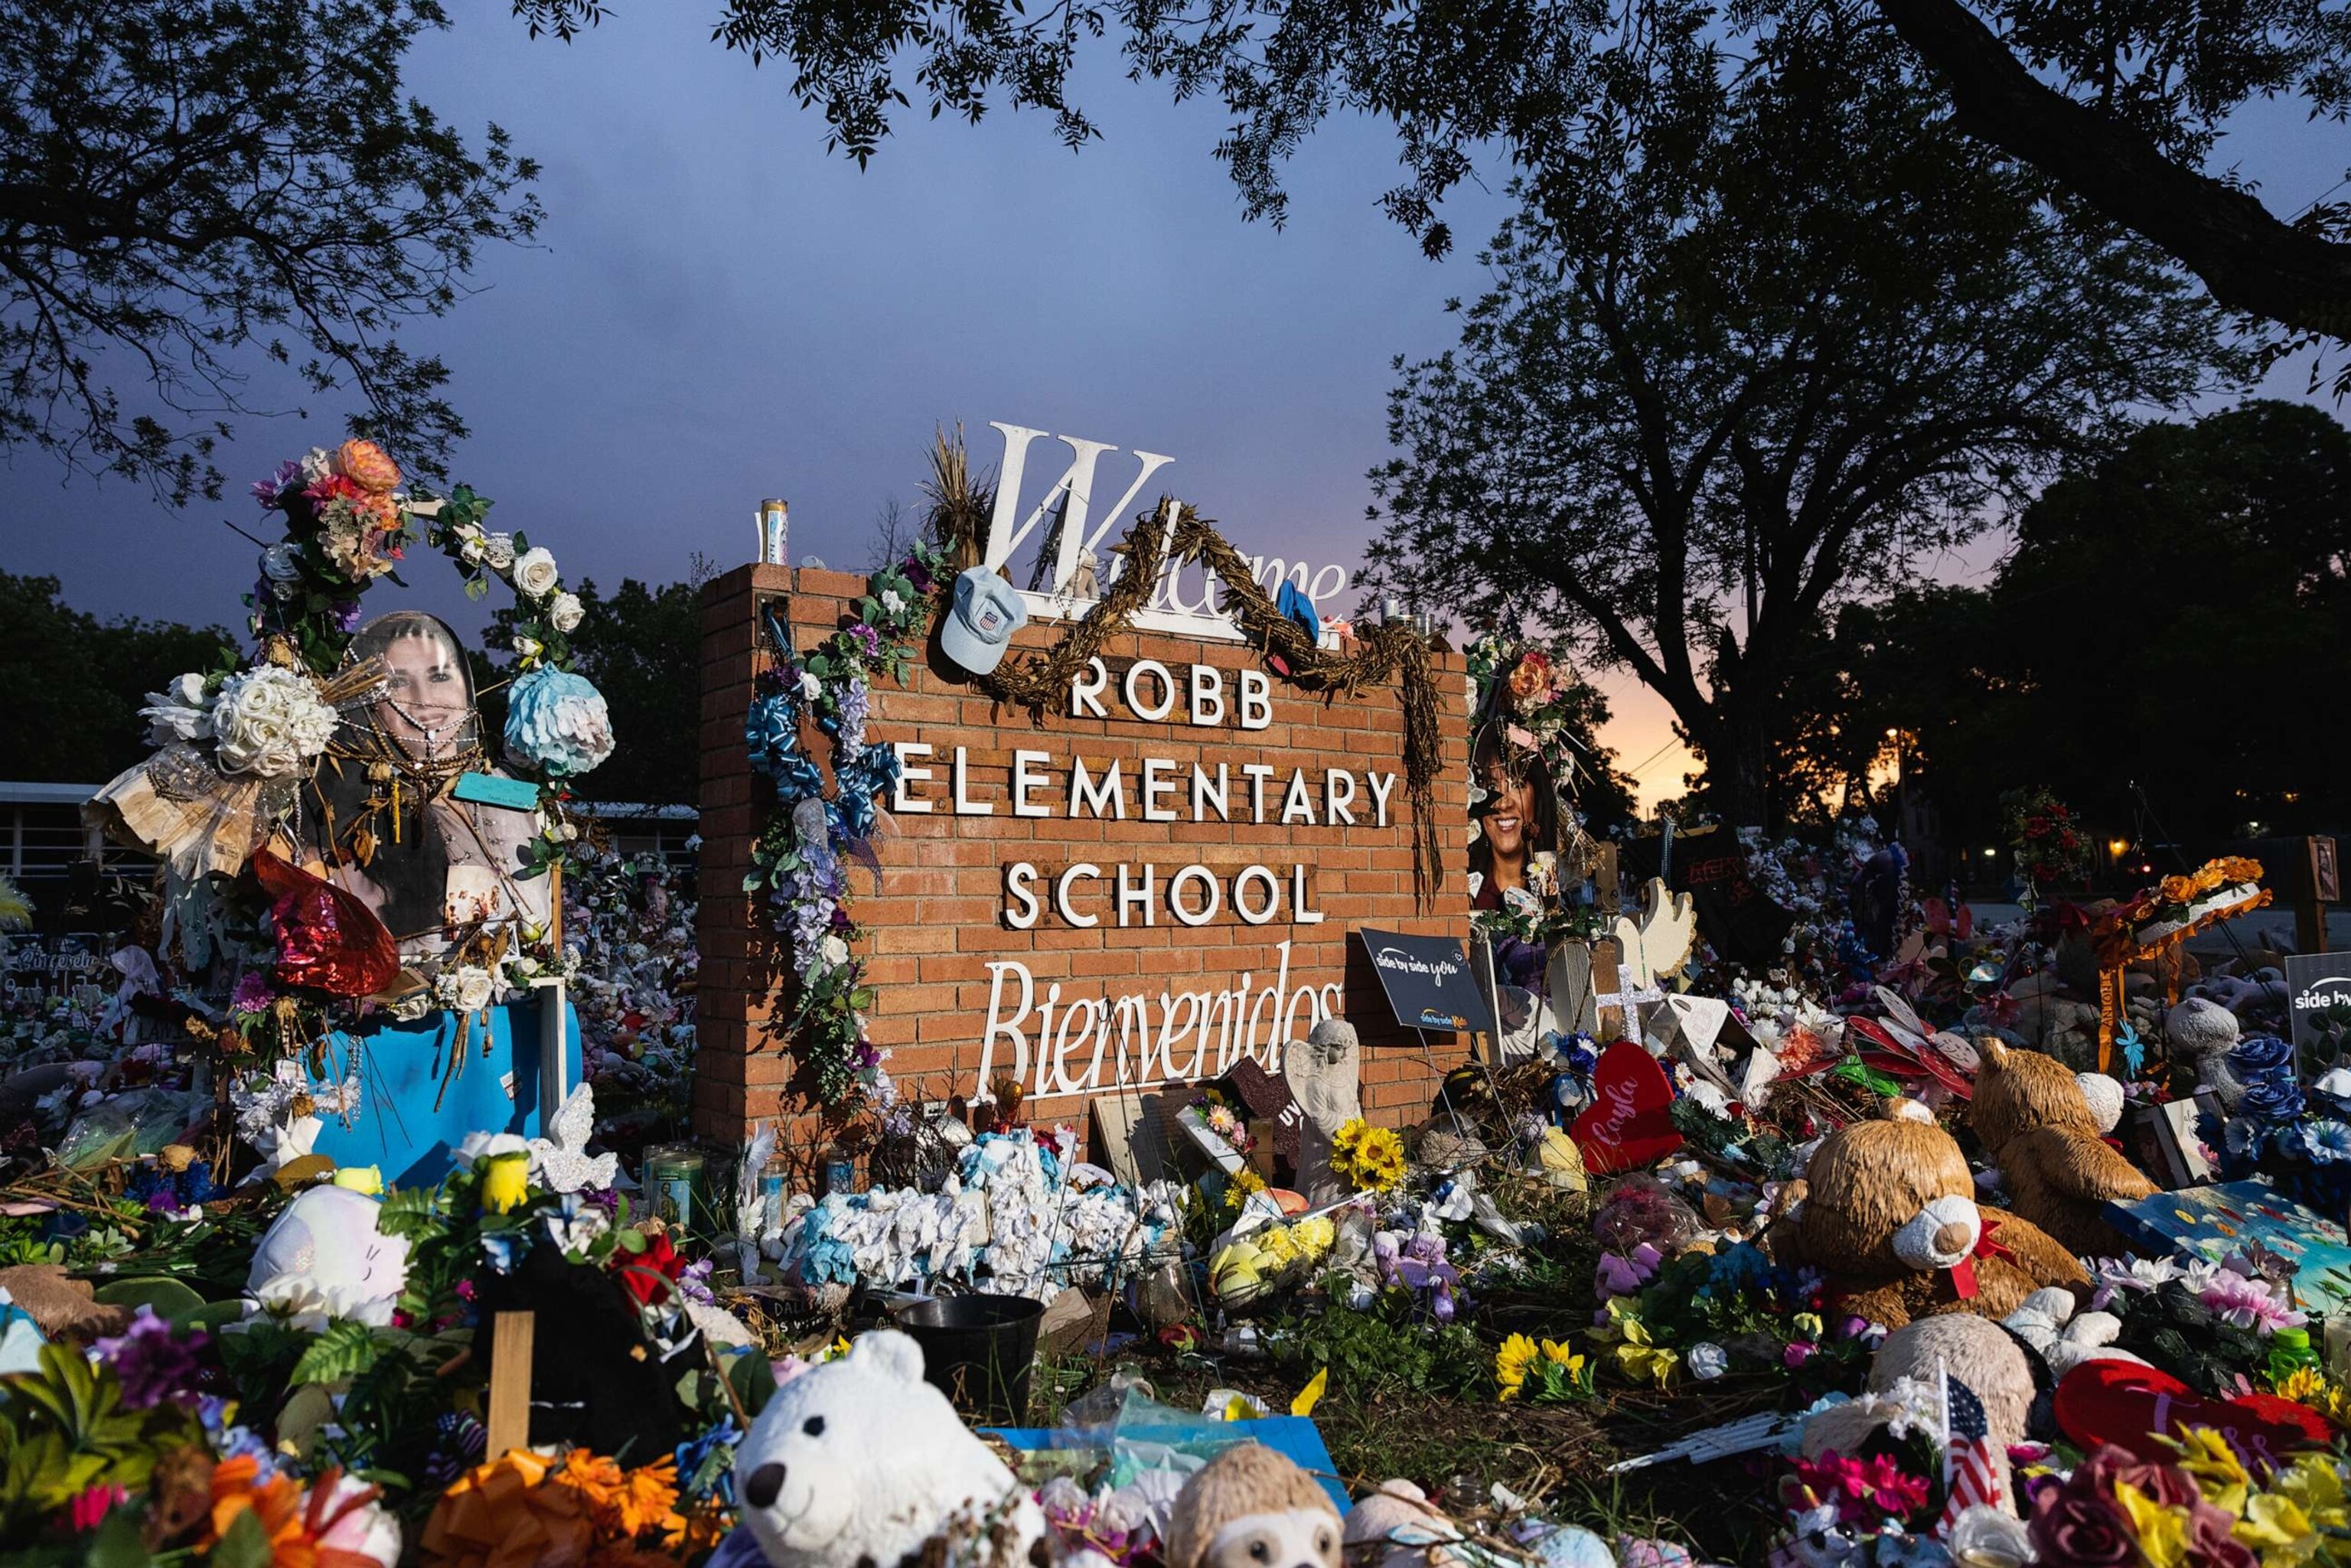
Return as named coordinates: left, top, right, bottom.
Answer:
left=1764, top=1108, right=2085, bottom=1328
left=1970, top=1041, right=2157, bottom=1256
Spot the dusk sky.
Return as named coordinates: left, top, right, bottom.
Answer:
left=3, top=5, right=2343, bottom=804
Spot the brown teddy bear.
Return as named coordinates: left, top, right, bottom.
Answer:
left=1166, top=1444, right=1341, bottom=1568
left=1766, top=1110, right=2087, bottom=1328
left=1970, top=1039, right=2157, bottom=1257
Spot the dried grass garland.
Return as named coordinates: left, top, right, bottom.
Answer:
left=969, top=498, right=1447, bottom=905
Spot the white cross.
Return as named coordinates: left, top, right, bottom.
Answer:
left=1595, top=961, right=1665, bottom=1042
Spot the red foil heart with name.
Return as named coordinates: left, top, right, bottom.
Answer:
left=2053, top=1358, right=2333, bottom=1468
left=1570, top=1040, right=1682, bottom=1175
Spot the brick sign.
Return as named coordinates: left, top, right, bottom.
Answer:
left=693, top=564, right=1469, bottom=1146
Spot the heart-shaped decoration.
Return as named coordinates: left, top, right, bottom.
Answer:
left=2053, top=1358, right=2333, bottom=1467
left=1570, top=1041, right=1681, bottom=1175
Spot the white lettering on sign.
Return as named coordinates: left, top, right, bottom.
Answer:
left=979, top=421, right=1351, bottom=633
left=977, top=944, right=1345, bottom=1099
left=892, top=621, right=1393, bottom=1102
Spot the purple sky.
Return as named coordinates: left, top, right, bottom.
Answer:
left=2, top=9, right=2342, bottom=802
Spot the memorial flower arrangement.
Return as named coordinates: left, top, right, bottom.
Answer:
left=1465, top=633, right=1599, bottom=795
left=2208, top=1055, right=2351, bottom=1214
left=2026, top=1430, right=2351, bottom=1567
left=2000, top=786, right=2091, bottom=898
left=744, top=543, right=948, bottom=1109
left=1209, top=1213, right=1339, bottom=1309
left=1330, top=1117, right=1407, bottom=1192
left=1586, top=1242, right=1870, bottom=1389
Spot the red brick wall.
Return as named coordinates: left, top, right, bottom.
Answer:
left=694, top=562, right=1472, bottom=1152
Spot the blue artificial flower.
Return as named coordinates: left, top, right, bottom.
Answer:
left=1707, top=1242, right=1772, bottom=1293
left=2307, top=1120, right=2351, bottom=1165
left=2240, top=1074, right=2307, bottom=1123
left=2222, top=1117, right=2267, bottom=1160
left=478, top=1231, right=523, bottom=1275
left=676, top=1417, right=743, bottom=1505
left=505, top=666, right=615, bottom=777
left=2232, top=1033, right=2296, bottom=1075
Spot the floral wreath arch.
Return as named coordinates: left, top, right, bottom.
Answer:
left=90, top=439, right=619, bottom=1095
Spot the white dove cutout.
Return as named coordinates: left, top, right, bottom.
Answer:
left=1612, top=878, right=1699, bottom=987
left=529, top=1082, right=619, bottom=1193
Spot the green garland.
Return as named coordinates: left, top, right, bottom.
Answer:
left=742, top=543, right=947, bottom=1110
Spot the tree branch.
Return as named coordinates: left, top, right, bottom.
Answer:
left=1873, top=0, right=2351, bottom=334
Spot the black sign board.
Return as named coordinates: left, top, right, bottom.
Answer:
left=1356, top=928, right=1495, bottom=1035
left=2285, top=952, right=2351, bottom=1074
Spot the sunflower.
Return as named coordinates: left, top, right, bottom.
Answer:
left=1332, top=1119, right=1407, bottom=1193
left=1495, top=1333, right=1541, bottom=1402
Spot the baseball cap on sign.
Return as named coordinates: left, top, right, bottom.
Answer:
left=941, top=566, right=1029, bottom=675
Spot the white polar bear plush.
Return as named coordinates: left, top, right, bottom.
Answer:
left=731, top=1329, right=1043, bottom=1568
left=244, top=1185, right=410, bottom=1326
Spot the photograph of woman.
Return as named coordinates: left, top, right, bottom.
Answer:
left=304, top=610, right=549, bottom=965
left=300, top=609, right=573, bottom=1184
left=1468, top=727, right=1563, bottom=915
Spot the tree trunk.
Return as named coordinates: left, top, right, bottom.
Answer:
left=1684, top=699, right=1775, bottom=831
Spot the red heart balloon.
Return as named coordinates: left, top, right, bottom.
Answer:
left=1570, top=1040, right=1682, bottom=1175
left=2053, top=1358, right=2333, bottom=1468
left=253, top=848, right=402, bottom=999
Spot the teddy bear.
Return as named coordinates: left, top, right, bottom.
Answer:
left=1166, top=1443, right=1339, bottom=1568
left=1802, top=1313, right=2033, bottom=1517
left=2164, top=996, right=2245, bottom=1109
left=730, top=1329, right=1042, bottom=1568
left=1969, top=1040, right=2157, bottom=1257
left=1764, top=1110, right=2086, bottom=1329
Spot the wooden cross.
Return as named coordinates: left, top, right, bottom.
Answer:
left=1596, top=961, right=1665, bottom=1043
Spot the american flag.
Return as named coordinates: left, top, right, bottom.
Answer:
left=1938, top=1366, right=2004, bottom=1535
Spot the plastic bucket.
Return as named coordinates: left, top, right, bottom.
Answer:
left=891, top=1293, right=1044, bottom=1425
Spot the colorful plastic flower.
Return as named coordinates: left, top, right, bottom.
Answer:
left=93, top=1306, right=207, bottom=1410
left=479, top=1150, right=532, bottom=1214
left=504, top=666, right=615, bottom=777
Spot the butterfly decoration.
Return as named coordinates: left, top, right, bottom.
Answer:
left=2117, top=1019, right=2147, bottom=1077
left=530, top=1082, right=619, bottom=1194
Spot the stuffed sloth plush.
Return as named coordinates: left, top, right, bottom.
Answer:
left=1166, top=1444, right=1341, bottom=1568
left=1969, top=1041, right=2157, bottom=1257
left=1765, top=1111, right=2086, bottom=1329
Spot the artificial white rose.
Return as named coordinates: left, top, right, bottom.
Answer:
left=459, top=537, right=486, bottom=566
left=211, top=666, right=336, bottom=777
left=511, top=546, right=560, bottom=598
left=513, top=635, right=543, bottom=662
left=434, top=965, right=495, bottom=1013
left=482, top=532, right=517, bottom=569
left=820, top=934, right=851, bottom=970
left=548, top=591, right=584, bottom=634
left=139, top=674, right=216, bottom=746
left=260, top=543, right=304, bottom=583
left=797, top=670, right=822, bottom=701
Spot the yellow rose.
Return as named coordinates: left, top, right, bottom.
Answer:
left=331, top=1165, right=383, bottom=1196
left=480, top=1150, right=532, bottom=1214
